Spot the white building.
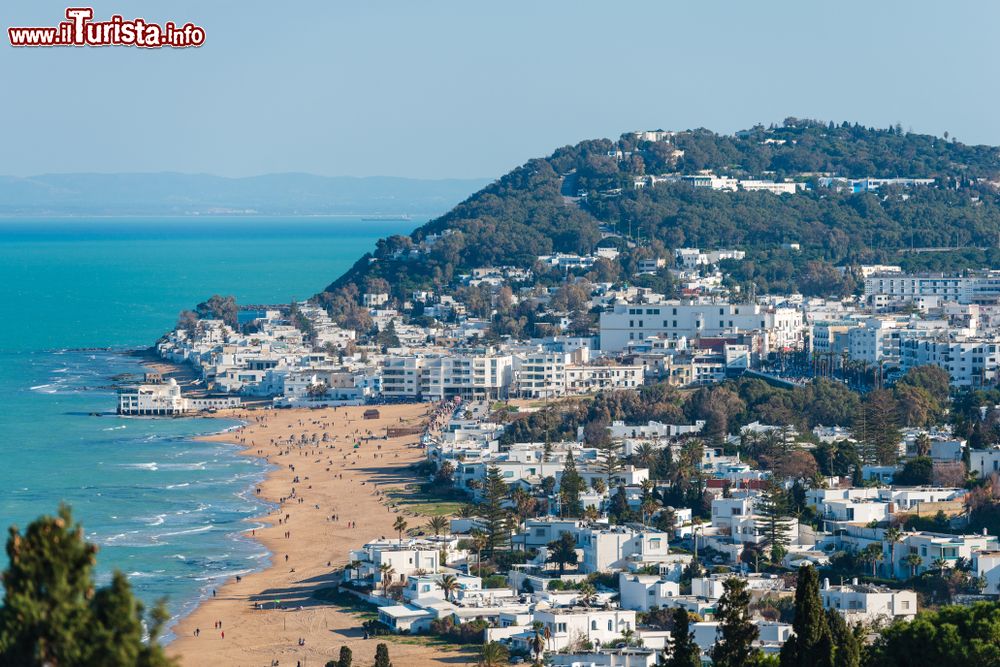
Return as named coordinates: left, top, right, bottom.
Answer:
left=116, top=379, right=241, bottom=415
left=820, top=578, right=917, bottom=623
left=532, top=607, right=637, bottom=652
left=599, top=301, right=802, bottom=353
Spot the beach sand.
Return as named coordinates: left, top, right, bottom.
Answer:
left=169, top=403, right=474, bottom=667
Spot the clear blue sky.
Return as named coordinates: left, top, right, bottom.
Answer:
left=3, top=0, right=997, bottom=179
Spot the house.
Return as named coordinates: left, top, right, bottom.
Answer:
left=820, top=578, right=917, bottom=623
left=529, top=607, right=637, bottom=652
left=346, top=539, right=441, bottom=587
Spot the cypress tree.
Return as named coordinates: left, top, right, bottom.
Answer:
left=666, top=607, right=701, bottom=667
left=825, top=609, right=860, bottom=667
left=330, top=645, right=352, bottom=667
left=559, top=450, right=584, bottom=517
left=373, top=642, right=392, bottom=667
left=710, top=578, right=760, bottom=667
left=780, top=565, right=833, bottom=667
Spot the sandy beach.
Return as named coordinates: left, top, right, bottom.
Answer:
left=169, top=403, right=473, bottom=667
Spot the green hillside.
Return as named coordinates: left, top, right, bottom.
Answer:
left=320, top=118, right=1000, bottom=304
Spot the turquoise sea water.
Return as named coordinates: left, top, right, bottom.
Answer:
left=0, top=216, right=419, bottom=635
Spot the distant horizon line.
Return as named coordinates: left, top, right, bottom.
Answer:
left=0, top=171, right=495, bottom=182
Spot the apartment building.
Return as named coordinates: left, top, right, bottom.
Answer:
left=599, top=301, right=802, bottom=353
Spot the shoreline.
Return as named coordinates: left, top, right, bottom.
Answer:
left=165, top=403, right=473, bottom=667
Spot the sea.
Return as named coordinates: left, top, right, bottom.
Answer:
left=0, top=216, right=420, bottom=635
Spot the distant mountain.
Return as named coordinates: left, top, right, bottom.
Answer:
left=0, top=172, right=491, bottom=216
left=318, top=118, right=1000, bottom=303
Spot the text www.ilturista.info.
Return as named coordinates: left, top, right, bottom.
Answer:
left=8, top=8, right=205, bottom=48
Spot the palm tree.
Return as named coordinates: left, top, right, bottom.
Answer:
left=633, top=443, right=656, bottom=471
left=378, top=562, right=395, bottom=596
left=438, top=573, right=460, bottom=602
left=905, top=553, right=923, bottom=578
left=932, top=557, right=949, bottom=577
left=470, top=529, right=488, bottom=578
left=577, top=582, right=597, bottom=607
left=426, top=515, right=449, bottom=539
left=884, top=527, right=902, bottom=579
left=641, top=498, right=658, bottom=527
left=393, top=516, right=408, bottom=546
left=862, top=543, right=884, bottom=577
left=478, top=641, right=509, bottom=667
left=582, top=505, right=600, bottom=523
left=528, top=622, right=545, bottom=664
left=915, top=433, right=932, bottom=457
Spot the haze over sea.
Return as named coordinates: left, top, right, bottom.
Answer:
left=0, top=216, right=419, bottom=633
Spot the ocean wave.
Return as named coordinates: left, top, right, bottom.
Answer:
left=157, top=462, right=209, bottom=471
left=154, top=525, right=212, bottom=539
left=102, top=425, right=127, bottom=431
left=120, top=462, right=158, bottom=471
left=145, top=514, right=166, bottom=527
left=193, top=568, right=254, bottom=582
left=165, top=482, right=191, bottom=489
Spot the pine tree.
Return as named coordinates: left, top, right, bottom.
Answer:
left=710, top=578, right=760, bottom=667
left=373, top=642, right=392, bottom=667
left=755, top=481, right=792, bottom=564
left=780, top=565, right=833, bottom=667
left=0, top=505, right=174, bottom=666
left=825, top=609, right=860, bottom=667
left=480, top=466, right=510, bottom=557
left=665, top=607, right=701, bottom=667
left=855, top=389, right=901, bottom=465
left=559, top=450, right=584, bottom=518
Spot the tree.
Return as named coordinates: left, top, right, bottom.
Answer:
left=378, top=563, right=395, bottom=595
left=195, top=294, right=238, bottom=327
left=373, top=642, right=392, bottom=667
left=546, top=531, right=579, bottom=575
left=665, top=607, right=701, bottom=667
left=710, top=578, right=760, bottom=667
left=756, top=481, right=792, bottom=563
left=559, top=451, right=584, bottom=517
left=438, top=574, right=459, bottom=602
left=478, top=640, right=509, bottom=667
left=426, top=515, right=449, bottom=538
left=866, top=601, right=1000, bottom=667
left=393, top=516, right=408, bottom=546
left=856, top=390, right=902, bottom=465
left=528, top=622, right=545, bottom=664
left=883, top=527, right=902, bottom=580
left=470, top=530, right=488, bottom=578
left=480, top=466, right=510, bottom=556
left=861, top=543, right=884, bottom=577
left=780, top=565, right=833, bottom=667
left=576, top=582, right=597, bottom=607
left=825, top=609, right=860, bottom=667
left=0, top=505, right=174, bottom=667
left=895, top=457, right=933, bottom=485
left=329, top=646, right=352, bottom=667
left=904, top=553, right=923, bottom=578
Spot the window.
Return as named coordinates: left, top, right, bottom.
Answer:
left=608, top=620, right=613, bottom=631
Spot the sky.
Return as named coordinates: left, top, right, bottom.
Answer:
left=2, top=0, right=998, bottom=180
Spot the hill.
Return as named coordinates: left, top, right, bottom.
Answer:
left=319, top=118, right=1000, bottom=304
left=0, top=173, right=490, bottom=216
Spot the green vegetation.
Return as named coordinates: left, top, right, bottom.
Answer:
left=0, top=505, right=174, bottom=667
left=319, top=120, right=1000, bottom=309
left=385, top=482, right=467, bottom=517
left=866, top=602, right=1000, bottom=667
